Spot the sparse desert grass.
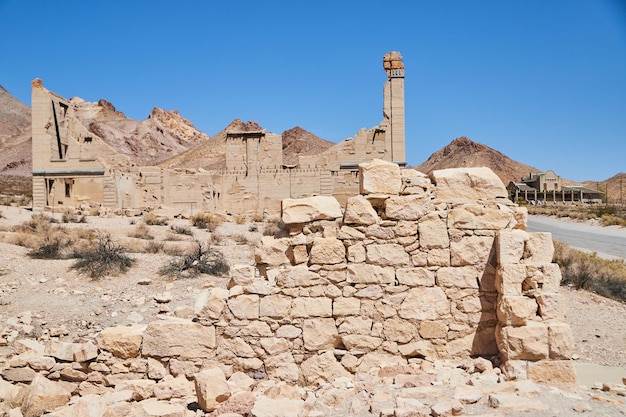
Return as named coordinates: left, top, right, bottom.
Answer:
left=61, top=211, right=87, bottom=224
left=231, top=233, right=249, bottom=245
left=553, top=241, right=626, bottom=302
left=71, top=233, right=135, bottom=279
left=159, top=240, right=229, bottom=278
left=528, top=204, right=626, bottom=227
left=233, top=214, right=247, bottom=225
left=143, top=212, right=169, bottom=226
left=127, top=223, right=154, bottom=240
left=210, top=232, right=223, bottom=245
left=170, top=224, right=193, bottom=236
left=250, top=213, right=265, bottom=223
left=190, top=212, right=223, bottom=231
left=263, top=217, right=284, bottom=236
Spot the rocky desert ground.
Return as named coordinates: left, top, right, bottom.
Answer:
left=0, top=204, right=625, bottom=416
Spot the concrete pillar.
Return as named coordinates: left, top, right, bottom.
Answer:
left=383, top=52, right=406, bottom=164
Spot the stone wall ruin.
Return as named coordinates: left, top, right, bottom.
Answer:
left=1, top=162, right=577, bottom=415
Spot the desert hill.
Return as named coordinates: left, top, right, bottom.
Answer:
left=71, top=97, right=209, bottom=166
left=0, top=85, right=31, bottom=177
left=281, top=126, right=335, bottom=165
left=416, top=136, right=540, bottom=186
left=585, top=172, right=626, bottom=205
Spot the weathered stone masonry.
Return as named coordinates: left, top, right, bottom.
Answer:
left=1, top=162, right=575, bottom=415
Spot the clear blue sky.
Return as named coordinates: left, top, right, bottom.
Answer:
left=1, top=0, right=624, bottom=182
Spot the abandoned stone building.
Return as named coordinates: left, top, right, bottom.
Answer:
left=507, top=170, right=603, bottom=204
left=31, top=52, right=407, bottom=214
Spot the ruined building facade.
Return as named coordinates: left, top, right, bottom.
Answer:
left=31, top=52, right=406, bottom=213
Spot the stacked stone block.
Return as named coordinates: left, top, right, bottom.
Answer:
left=495, top=229, right=576, bottom=384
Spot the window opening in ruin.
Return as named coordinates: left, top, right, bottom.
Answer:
left=51, top=101, right=68, bottom=160
left=84, top=136, right=92, bottom=143
left=65, top=181, right=71, bottom=198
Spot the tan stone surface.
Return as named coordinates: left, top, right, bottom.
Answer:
left=282, top=196, right=342, bottom=225
left=141, top=319, right=216, bottom=359
left=430, top=167, right=508, bottom=201
left=97, top=325, right=145, bottom=359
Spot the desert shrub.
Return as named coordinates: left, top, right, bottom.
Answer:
left=170, top=224, right=193, bottom=236
left=128, top=223, right=154, bottom=240
left=159, top=240, right=229, bottom=278
left=263, top=218, right=284, bottom=236
left=163, top=232, right=186, bottom=242
left=233, top=214, right=247, bottom=225
left=144, top=212, right=168, bottom=226
left=232, top=233, right=249, bottom=245
left=190, top=212, right=223, bottom=231
left=62, top=211, right=87, bottom=224
left=71, top=233, right=135, bottom=279
left=250, top=213, right=265, bottom=223
left=210, top=232, right=223, bottom=245
left=599, top=214, right=626, bottom=227
left=144, top=240, right=165, bottom=254
left=554, top=240, right=626, bottom=302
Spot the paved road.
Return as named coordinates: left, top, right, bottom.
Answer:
left=527, top=215, right=626, bottom=260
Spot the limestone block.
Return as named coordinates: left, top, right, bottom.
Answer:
left=448, top=204, right=513, bottom=230
left=344, top=195, right=380, bottom=225
left=276, top=264, right=325, bottom=287
left=220, top=337, right=256, bottom=358
left=512, top=206, right=528, bottom=230
left=147, top=358, right=167, bottom=380
left=195, top=288, right=229, bottom=319
left=337, top=316, right=373, bottom=334
left=276, top=325, right=302, bottom=339
left=259, top=338, right=290, bottom=356
left=282, top=196, right=342, bottom=225
left=398, top=287, right=449, bottom=320
left=290, top=245, right=309, bottom=265
left=430, top=167, right=507, bottom=201
left=21, top=374, right=71, bottom=417
left=427, top=248, right=451, bottom=266
left=45, top=340, right=79, bottom=362
left=264, top=351, right=299, bottom=383
left=27, top=356, right=56, bottom=371
left=73, top=341, right=98, bottom=363
left=396, top=267, right=435, bottom=286
left=301, top=351, right=351, bottom=385
left=295, top=297, right=332, bottom=318
left=497, top=323, right=549, bottom=360
left=0, top=378, right=20, bottom=403
left=259, top=294, right=292, bottom=318
left=255, top=236, right=290, bottom=266
left=436, top=266, right=479, bottom=289
left=347, top=242, right=366, bottom=263
left=366, top=243, right=411, bottom=267
left=251, top=395, right=305, bottom=417
left=194, top=367, right=231, bottom=412
left=347, top=263, right=395, bottom=285
left=302, top=318, right=340, bottom=351
left=418, top=213, right=449, bottom=249
left=385, top=194, right=434, bottom=221
left=97, top=325, right=145, bottom=359
left=229, top=264, right=256, bottom=286
left=333, top=297, right=361, bottom=317
left=495, top=264, right=527, bottom=296
left=1, top=367, right=36, bottom=383
left=382, top=318, right=417, bottom=343
left=400, top=169, right=433, bottom=196
left=116, top=379, right=156, bottom=401
left=419, top=321, right=448, bottom=339
left=338, top=225, right=366, bottom=240
left=548, top=323, right=574, bottom=359
left=496, top=229, right=528, bottom=265
left=342, top=334, right=383, bottom=352
left=536, top=293, right=565, bottom=321
left=527, top=360, right=576, bottom=385
left=524, top=232, right=554, bottom=264
left=139, top=399, right=186, bottom=417
left=450, top=235, right=495, bottom=267
left=354, top=285, right=384, bottom=299
left=142, top=319, right=216, bottom=359
left=240, top=321, right=272, bottom=337
left=359, top=159, right=402, bottom=195
left=397, top=341, right=435, bottom=358
left=310, top=237, right=346, bottom=265
left=394, top=220, right=418, bottom=237
left=497, top=296, right=538, bottom=326
left=227, top=294, right=260, bottom=320
left=153, top=374, right=195, bottom=400
left=524, top=263, right=562, bottom=293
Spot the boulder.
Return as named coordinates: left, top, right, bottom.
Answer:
left=141, top=319, right=215, bottom=359
left=343, top=195, right=380, bottom=225
left=300, top=351, right=351, bottom=385
left=282, top=196, right=342, bottom=225
left=430, top=167, right=507, bottom=201
left=21, top=374, right=71, bottom=417
left=194, top=367, right=231, bottom=412
left=97, top=325, right=145, bottom=359
left=359, top=159, right=402, bottom=195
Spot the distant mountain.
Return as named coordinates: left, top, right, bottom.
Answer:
left=72, top=97, right=209, bottom=166
left=584, top=172, right=626, bottom=204
left=281, top=126, right=335, bottom=165
left=416, top=136, right=540, bottom=186
left=0, top=85, right=31, bottom=177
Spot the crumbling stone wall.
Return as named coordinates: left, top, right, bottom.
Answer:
left=1, top=161, right=576, bottom=416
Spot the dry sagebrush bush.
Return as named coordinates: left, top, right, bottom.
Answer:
left=72, top=233, right=134, bottom=279
left=554, top=240, right=626, bottom=302
left=190, top=212, right=223, bottom=231
left=159, top=240, right=229, bottom=278
left=143, top=212, right=169, bottom=226
left=128, top=223, right=154, bottom=240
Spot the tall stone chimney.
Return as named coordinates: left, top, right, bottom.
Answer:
left=382, top=51, right=406, bottom=164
